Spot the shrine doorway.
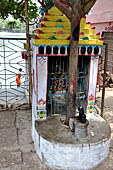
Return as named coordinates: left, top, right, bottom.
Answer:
left=47, top=55, right=69, bottom=116
left=47, top=55, right=90, bottom=116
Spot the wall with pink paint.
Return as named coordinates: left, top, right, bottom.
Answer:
left=90, top=22, right=113, bottom=34
left=87, top=0, right=113, bottom=34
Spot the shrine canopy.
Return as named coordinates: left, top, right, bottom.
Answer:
left=31, top=6, right=104, bottom=54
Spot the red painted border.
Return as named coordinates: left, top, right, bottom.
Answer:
left=95, top=57, right=99, bottom=103
left=36, top=54, right=100, bottom=108
left=36, top=57, right=38, bottom=104
left=87, top=56, right=92, bottom=106
left=36, top=54, right=101, bottom=57
left=46, top=57, right=48, bottom=110
left=36, top=54, right=68, bottom=57
left=36, top=55, right=48, bottom=110
left=87, top=56, right=99, bottom=106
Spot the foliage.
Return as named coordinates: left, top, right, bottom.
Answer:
left=0, top=0, right=39, bottom=23
left=39, top=0, right=53, bottom=16
left=0, top=18, right=35, bottom=33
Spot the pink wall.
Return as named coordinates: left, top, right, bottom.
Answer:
left=90, top=22, right=113, bottom=34
left=87, top=0, right=113, bottom=34
left=91, top=0, right=113, bottom=14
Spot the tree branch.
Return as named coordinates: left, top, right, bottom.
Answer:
left=63, top=0, right=75, bottom=8
left=52, top=0, right=72, bottom=20
left=37, top=0, right=47, bottom=8
left=17, top=0, right=24, bottom=5
left=18, top=2, right=25, bottom=13
left=80, top=0, right=96, bottom=17
left=9, top=0, right=24, bottom=6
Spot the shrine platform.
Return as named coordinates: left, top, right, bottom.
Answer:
left=33, top=113, right=111, bottom=170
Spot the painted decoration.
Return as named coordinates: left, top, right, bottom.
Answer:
left=87, top=56, right=99, bottom=113
left=36, top=56, right=48, bottom=119
left=31, top=5, right=104, bottom=116
left=31, top=6, right=104, bottom=46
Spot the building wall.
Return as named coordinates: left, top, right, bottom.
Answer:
left=90, top=22, right=113, bottom=35
left=102, top=32, right=113, bottom=73
left=87, top=0, right=113, bottom=34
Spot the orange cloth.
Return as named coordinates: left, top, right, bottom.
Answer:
left=16, top=72, right=22, bottom=85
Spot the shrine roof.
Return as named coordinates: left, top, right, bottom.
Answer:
left=31, top=6, right=104, bottom=46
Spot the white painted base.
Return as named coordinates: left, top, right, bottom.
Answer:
left=32, top=114, right=111, bottom=170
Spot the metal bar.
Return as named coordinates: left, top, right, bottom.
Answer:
left=101, top=43, right=108, bottom=117
left=0, top=74, right=28, bottom=75
left=0, top=37, right=29, bottom=110
left=8, top=40, right=25, bottom=50
left=25, top=0, right=32, bottom=106
left=3, top=39, right=7, bottom=107
left=0, top=38, right=26, bottom=40
left=0, top=51, right=25, bottom=53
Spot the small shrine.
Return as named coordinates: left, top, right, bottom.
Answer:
left=31, top=6, right=104, bottom=120
left=31, top=6, right=111, bottom=170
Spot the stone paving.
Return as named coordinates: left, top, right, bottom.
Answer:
left=93, top=89, right=113, bottom=170
left=0, top=109, right=51, bottom=170
left=0, top=88, right=113, bottom=170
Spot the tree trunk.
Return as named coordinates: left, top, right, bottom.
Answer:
left=66, top=18, right=80, bottom=123
left=52, top=0, right=97, bottom=124
left=25, top=0, right=32, bottom=106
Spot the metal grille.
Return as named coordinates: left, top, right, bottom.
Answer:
left=47, top=55, right=69, bottom=115
left=47, top=55, right=90, bottom=115
left=76, top=55, right=90, bottom=112
left=0, top=37, right=29, bottom=110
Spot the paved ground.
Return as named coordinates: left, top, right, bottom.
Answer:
left=0, top=88, right=113, bottom=170
left=94, top=88, right=113, bottom=170
left=0, top=109, right=51, bottom=170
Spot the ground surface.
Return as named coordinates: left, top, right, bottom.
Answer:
left=0, top=109, right=51, bottom=170
left=0, top=88, right=113, bottom=170
left=94, top=88, right=113, bottom=170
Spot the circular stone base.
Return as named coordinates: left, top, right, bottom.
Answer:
left=33, top=113, right=111, bottom=170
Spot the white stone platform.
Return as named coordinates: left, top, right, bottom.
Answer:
left=33, top=113, right=111, bottom=170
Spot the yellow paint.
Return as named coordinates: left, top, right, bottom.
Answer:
left=24, top=43, right=27, bottom=49
left=41, top=21, right=70, bottom=27
left=79, top=39, right=103, bottom=45
left=32, top=39, right=103, bottom=46
left=48, top=6, right=63, bottom=16
left=79, top=34, right=100, bottom=39
left=45, top=15, right=69, bottom=22
left=88, top=35, right=100, bottom=39
left=80, top=28, right=95, bottom=35
left=81, top=17, right=86, bottom=24
left=80, top=23, right=90, bottom=29
left=37, top=34, right=70, bottom=40
left=40, top=27, right=70, bottom=33
left=41, top=21, right=90, bottom=29
left=37, top=34, right=100, bottom=41
left=33, top=39, right=70, bottom=45
left=31, top=6, right=103, bottom=47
